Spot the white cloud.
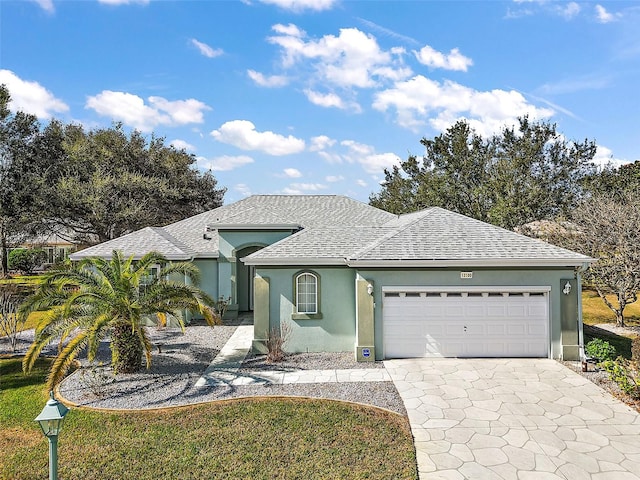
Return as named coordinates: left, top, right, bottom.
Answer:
left=98, top=0, right=150, bottom=5
left=356, top=179, right=368, bottom=187
left=341, top=139, right=374, bottom=157
left=325, top=175, right=344, bottom=182
left=317, top=150, right=343, bottom=163
left=359, top=153, right=402, bottom=174
left=557, top=2, right=580, bottom=19
left=272, top=23, right=305, bottom=37
left=373, top=75, right=554, bottom=136
left=304, top=89, right=345, bottom=109
left=341, top=140, right=401, bottom=174
left=247, top=70, right=289, bottom=87
left=258, top=0, right=337, bottom=12
left=282, top=182, right=328, bottom=194
left=509, top=0, right=581, bottom=20
left=537, top=73, right=612, bottom=95
left=595, top=4, right=621, bottom=23
left=235, top=183, right=252, bottom=196
left=211, top=120, right=305, bottom=155
left=310, top=135, right=336, bottom=151
left=190, top=38, right=223, bottom=58
left=283, top=168, right=302, bottom=178
left=414, top=45, right=473, bottom=72
left=200, top=155, right=254, bottom=172
left=0, top=69, right=68, bottom=119
left=170, top=139, right=196, bottom=151
left=591, top=145, right=630, bottom=169
left=31, top=0, right=54, bottom=13
left=357, top=18, right=420, bottom=47
left=85, top=91, right=210, bottom=132
left=268, top=24, right=412, bottom=89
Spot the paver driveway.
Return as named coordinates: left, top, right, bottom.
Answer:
left=384, top=358, right=640, bottom=480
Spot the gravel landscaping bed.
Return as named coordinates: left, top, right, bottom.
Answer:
left=2, top=323, right=406, bottom=415
left=241, top=351, right=385, bottom=371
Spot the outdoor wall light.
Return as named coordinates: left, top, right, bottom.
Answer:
left=367, top=283, right=374, bottom=296
left=563, top=281, right=572, bottom=295
left=35, top=391, right=69, bottom=480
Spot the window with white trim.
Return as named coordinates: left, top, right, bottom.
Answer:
left=296, top=272, right=318, bottom=314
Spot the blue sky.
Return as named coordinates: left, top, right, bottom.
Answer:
left=2, top=0, right=639, bottom=204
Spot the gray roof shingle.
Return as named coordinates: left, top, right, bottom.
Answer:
left=69, top=227, right=196, bottom=261
left=70, top=195, right=395, bottom=260
left=246, top=207, right=593, bottom=267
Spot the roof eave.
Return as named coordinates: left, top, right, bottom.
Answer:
left=347, top=258, right=596, bottom=268
left=69, top=252, right=194, bottom=261
left=243, top=257, right=347, bottom=266
left=208, top=224, right=301, bottom=231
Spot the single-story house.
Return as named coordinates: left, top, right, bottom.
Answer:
left=13, top=231, right=77, bottom=267
left=71, top=195, right=593, bottom=361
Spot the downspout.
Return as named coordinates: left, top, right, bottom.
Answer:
left=576, top=263, right=588, bottom=370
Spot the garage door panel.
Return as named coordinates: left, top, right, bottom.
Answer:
left=383, top=289, right=549, bottom=359
left=487, top=305, right=509, bottom=317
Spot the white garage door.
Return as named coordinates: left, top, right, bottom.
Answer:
left=383, top=289, right=549, bottom=358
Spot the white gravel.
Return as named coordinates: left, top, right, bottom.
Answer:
left=3, top=324, right=406, bottom=415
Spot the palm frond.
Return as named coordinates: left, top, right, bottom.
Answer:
left=46, top=333, right=88, bottom=389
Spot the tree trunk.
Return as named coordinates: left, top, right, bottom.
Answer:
left=0, top=235, right=8, bottom=279
left=616, top=310, right=626, bottom=328
left=111, top=322, right=143, bottom=374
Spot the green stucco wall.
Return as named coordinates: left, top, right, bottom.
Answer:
left=255, top=265, right=582, bottom=361
left=355, top=277, right=375, bottom=361
left=193, top=259, right=219, bottom=301
left=358, top=267, right=578, bottom=361
left=255, top=267, right=356, bottom=353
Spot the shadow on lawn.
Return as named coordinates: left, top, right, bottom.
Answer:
left=0, top=357, right=49, bottom=390
left=584, top=324, right=633, bottom=359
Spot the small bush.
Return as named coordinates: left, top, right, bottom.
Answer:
left=601, top=358, right=640, bottom=399
left=0, top=284, right=26, bottom=352
left=266, top=321, right=292, bottom=363
left=8, top=248, right=46, bottom=274
left=585, top=338, right=617, bottom=361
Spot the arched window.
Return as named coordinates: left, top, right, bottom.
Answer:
left=296, top=272, right=318, bottom=314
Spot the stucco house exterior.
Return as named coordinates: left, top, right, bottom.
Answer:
left=70, top=195, right=592, bottom=362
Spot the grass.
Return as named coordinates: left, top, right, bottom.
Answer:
left=0, top=358, right=417, bottom=480
left=581, top=289, right=638, bottom=359
left=582, top=289, right=640, bottom=327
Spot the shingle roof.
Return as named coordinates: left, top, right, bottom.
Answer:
left=245, top=207, right=593, bottom=267
left=70, top=195, right=395, bottom=260
left=69, top=227, right=196, bottom=261
left=206, top=195, right=395, bottom=228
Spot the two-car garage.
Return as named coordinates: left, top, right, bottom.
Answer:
left=382, top=287, right=550, bottom=359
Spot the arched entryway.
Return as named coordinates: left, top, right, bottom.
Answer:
left=236, top=245, right=263, bottom=312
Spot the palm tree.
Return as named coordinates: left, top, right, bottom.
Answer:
left=22, top=250, right=216, bottom=389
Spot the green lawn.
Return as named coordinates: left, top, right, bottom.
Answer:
left=581, top=289, right=638, bottom=359
left=582, top=289, right=640, bottom=327
left=0, top=358, right=417, bottom=480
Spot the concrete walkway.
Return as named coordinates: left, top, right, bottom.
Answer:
left=195, top=325, right=389, bottom=387
left=385, top=358, right=640, bottom=480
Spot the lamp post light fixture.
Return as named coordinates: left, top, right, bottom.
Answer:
left=35, top=391, right=69, bottom=480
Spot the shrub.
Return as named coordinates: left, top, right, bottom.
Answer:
left=0, top=284, right=26, bottom=352
left=266, top=321, right=292, bottom=363
left=8, top=248, right=46, bottom=274
left=585, top=338, right=617, bottom=361
left=601, top=358, right=640, bottom=399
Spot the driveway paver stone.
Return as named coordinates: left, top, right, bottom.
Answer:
left=385, top=358, right=640, bottom=480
